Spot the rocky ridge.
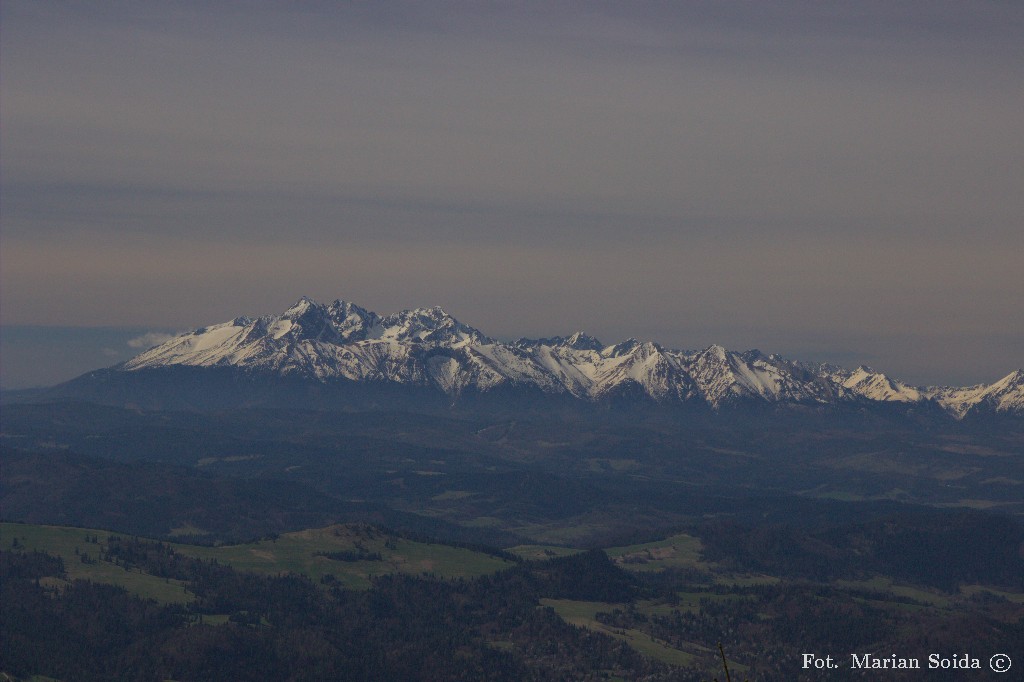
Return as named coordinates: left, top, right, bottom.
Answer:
left=120, top=297, right=1024, bottom=418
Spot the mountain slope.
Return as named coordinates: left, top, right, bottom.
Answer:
left=60, top=297, right=1024, bottom=418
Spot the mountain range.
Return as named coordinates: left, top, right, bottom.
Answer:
left=51, top=296, right=1018, bottom=419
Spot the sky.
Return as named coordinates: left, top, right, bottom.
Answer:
left=1, top=1, right=1022, bottom=389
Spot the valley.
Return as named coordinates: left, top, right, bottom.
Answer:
left=2, top=401, right=1022, bottom=680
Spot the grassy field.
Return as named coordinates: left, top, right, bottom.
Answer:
left=506, top=544, right=581, bottom=561
left=510, top=518, right=616, bottom=546
left=9, top=519, right=1018, bottom=678
left=605, top=532, right=705, bottom=572
left=835, top=576, right=1024, bottom=609
left=835, top=576, right=955, bottom=608
left=1, top=521, right=516, bottom=595
left=1, top=522, right=193, bottom=604
left=960, top=584, right=1024, bottom=604
left=604, top=533, right=781, bottom=588
left=172, top=524, right=515, bottom=589
left=540, top=598, right=701, bottom=668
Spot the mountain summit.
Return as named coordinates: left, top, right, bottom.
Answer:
left=108, top=297, right=1024, bottom=418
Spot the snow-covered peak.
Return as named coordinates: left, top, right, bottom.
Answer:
left=562, top=331, right=603, bottom=351
left=934, top=369, right=1024, bottom=417
left=115, top=295, right=1023, bottom=417
left=326, top=299, right=378, bottom=342
left=283, top=296, right=317, bottom=317
left=702, top=344, right=729, bottom=362
left=990, top=370, right=1024, bottom=412
left=841, top=367, right=923, bottom=403
left=513, top=331, right=603, bottom=352
left=374, top=306, right=486, bottom=344
left=991, top=369, right=1024, bottom=389
left=603, top=338, right=645, bottom=358
left=271, top=298, right=341, bottom=344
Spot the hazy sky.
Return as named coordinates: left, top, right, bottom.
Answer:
left=2, top=2, right=1022, bottom=388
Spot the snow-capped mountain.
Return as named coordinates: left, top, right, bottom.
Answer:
left=929, top=370, right=1024, bottom=419
left=117, top=297, right=1022, bottom=418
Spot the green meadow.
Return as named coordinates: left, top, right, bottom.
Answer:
left=2, top=522, right=192, bottom=604
left=1, top=521, right=515, bottom=597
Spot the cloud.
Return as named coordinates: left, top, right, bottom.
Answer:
left=127, top=332, right=177, bottom=349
